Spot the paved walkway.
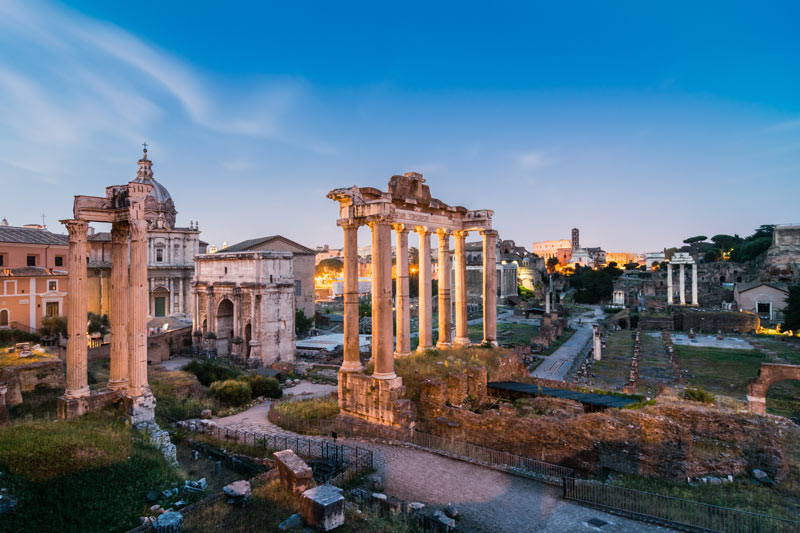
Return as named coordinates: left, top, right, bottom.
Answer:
left=211, top=402, right=672, bottom=533
left=531, top=306, right=602, bottom=381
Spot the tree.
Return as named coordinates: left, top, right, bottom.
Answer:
left=88, top=312, right=110, bottom=336
left=730, top=237, right=772, bottom=263
left=295, top=309, right=313, bottom=337
left=703, top=248, right=722, bottom=263
left=315, top=258, right=343, bottom=276
left=546, top=257, right=560, bottom=273
left=711, top=234, right=742, bottom=252
left=750, top=225, right=775, bottom=241
left=624, top=262, right=640, bottom=270
left=358, top=296, right=372, bottom=318
left=783, top=285, right=800, bottom=333
left=683, top=236, right=708, bottom=259
left=40, top=315, right=67, bottom=338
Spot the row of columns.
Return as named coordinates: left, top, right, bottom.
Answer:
left=63, top=218, right=150, bottom=400
left=666, top=262, right=699, bottom=306
left=340, top=221, right=498, bottom=380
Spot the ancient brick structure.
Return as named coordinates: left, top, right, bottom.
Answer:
left=764, top=224, right=800, bottom=282
left=328, top=173, right=496, bottom=429
left=747, top=363, right=800, bottom=415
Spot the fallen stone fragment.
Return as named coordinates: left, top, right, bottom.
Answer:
left=301, top=485, right=345, bottom=531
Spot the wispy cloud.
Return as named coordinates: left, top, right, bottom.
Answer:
left=516, top=150, right=548, bottom=170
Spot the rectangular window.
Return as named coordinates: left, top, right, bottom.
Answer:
left=0, top=254, right=4, bottom=266
left=757, top=302, right=771, bottom=314
left=48, top=280, right=57, bottom=291
left=46, top=302, right=59, bottom=317
left=156, top=248, right=164, bottom=262
left=27, top=255, right=36, bottom=266
left=294, top=279, right=302, bottom=296
left=4, top=280, right=17, bottom=295
left=55, top=256, right=64, bottom=267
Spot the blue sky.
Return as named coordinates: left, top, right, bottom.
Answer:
left=1, top=0, right=799, bottom=253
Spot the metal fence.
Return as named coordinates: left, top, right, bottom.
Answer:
left=564, top=477, right=800, bottom=533
left=185, top=424, right=373, bottom=486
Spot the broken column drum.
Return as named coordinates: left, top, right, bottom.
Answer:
left=328, top=172, right=496, bottom=428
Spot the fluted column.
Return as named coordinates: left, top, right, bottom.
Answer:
left=415, top=226, right=433, bottom=351
left=679, top=263, right=686, bottom=305
left=341, top=223, right=363, bottom=372
left=666, top=262, right=673, bottom=304
left=233, top=288, right=241, bottom=337
left=63, top=219, right=90, bottom=399
left=692, top=263, right=698, bottom=306
left=453, top=230, right=470, bottom=346
left=206, top=286, right=216, bottom=333
left=436, top=229, right=452, bottom=348
left=481, top=230, right=498, bottom=346
left=370, top=220, right=395, bottom=379
left=107, top=221, right=129, bottom=391
left=127, top=219, right=150, bottom=397
left=393, top=224, right=411, bottom=357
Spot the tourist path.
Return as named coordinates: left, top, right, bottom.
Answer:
left=210, top=400, right=671, bottom=533
left=530, top=306, right=603, bottom=381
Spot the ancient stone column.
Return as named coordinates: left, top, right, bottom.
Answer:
left=481, top=230, right=498, bottom=346
left=128, top=219, right=150, bottom=397
left=341, top=223, right=363, bottom=372
left=415, top=226, right=433, bottom=352
left=370, top=220, right=396, bottom=379
left=233, top=287, right=241, bottom=337
left=546, top=291, right=551, bottom=314
left=692, top=263, right=698, bottom=306
left=63, top=219, right=90, bottom=399
left=453, top=230, right=470, bottom=346
left=436, top=229, right=452, bottom=348
left=679, top=263, right=686, bottom=305
left=107, top=221, right=129, bottom=391
left=206, top=286, right=216, bottom=333
left=393, top=224, right=411, bottom=357
left=593, top=324, right=602, bottom=361
left=666, top=262, right=673, bottom=304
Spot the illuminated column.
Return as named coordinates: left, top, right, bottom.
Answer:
left=415, top=226, right=433, bottom=352
left=393, top=224, right=411, bottom=357
left=370, top=220, right=396, bottom=379
left=107, top=221, right=129, bottom=391
left=436, top=229, right=452, bottom=348
left=692, top=263, right=698, bottom=306
left=127, top=219, right=150, bottom=397
left=679, top=263, right=686, bottom=305
left=341, top=223, right=363, bottom=372
left=63, top=219, right=90, bottom=399
left=232, top=287, right=241, bottom=337
left=453, top=230, right=470, bottom=346
left=666, top=262, right=673, bottom=304
left=481, top=230, right=498, bottom=346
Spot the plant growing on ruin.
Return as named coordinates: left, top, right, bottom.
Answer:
left=683, top=387, right=715, bottom=403
left=209, top=379, right=252, bottom=406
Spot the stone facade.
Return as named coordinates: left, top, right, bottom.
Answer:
left=193, top=251, right=295, bottom=367
left=734, top=281, right=789, bottom=323
left=763, top=224, right=800, bottom=282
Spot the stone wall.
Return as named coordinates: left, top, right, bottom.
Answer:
left=677, top=310, right=759, bottom=333
left=337, top=371, right=416, bottom=433
left=0, top=360, right=65, bottom=406
left=147, top=326, right=192, bottom=363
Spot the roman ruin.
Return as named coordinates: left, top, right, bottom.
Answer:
left=58, top=175, right=156, bottom=422
left=666, top=252, right=698, bottom=305
left=327, top=173, right=496, bottom=427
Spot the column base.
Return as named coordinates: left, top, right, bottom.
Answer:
left=63, top=385, right=90, bottom=400
left=453, top=337, right=471, bottom=347
left=122, top=392, right=156, bottom=424
left=393, top=351, right=412, bottom=358
left=481, top=339, right=499, bottom=347
left=416, top=345, right=433, bottom=353
left=435, top=341, right=452, bottom=349
left=340, top=361, right=364, bottom=372
left=106, top=379, right=128, bottom=392
left=373, top=371, right=398, bottom=380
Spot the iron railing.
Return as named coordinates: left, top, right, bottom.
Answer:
left=563, top=476, right=800, bottom=533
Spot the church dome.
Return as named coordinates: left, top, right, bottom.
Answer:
left=133, top=146, right=177, bottom=228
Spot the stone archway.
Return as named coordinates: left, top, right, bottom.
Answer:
left=216, top=299, right=234, bottom=355
left=747, top=363, right=800, bottom=415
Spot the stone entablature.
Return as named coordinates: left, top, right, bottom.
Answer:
left=328, top=172, right=497, bottom=429
left=193, top=251, right=295, bottom=367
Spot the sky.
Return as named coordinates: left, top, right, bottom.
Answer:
left=1, top=0, right=799, bottom=253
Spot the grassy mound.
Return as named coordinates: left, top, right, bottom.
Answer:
left=272, top=395, right=339, bottom=421
left=0, top=413, right=181, bottom=532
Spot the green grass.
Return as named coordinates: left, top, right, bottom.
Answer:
left=272, top=395, right=339, bottom=421
left=0, top=412, right=182, bottom=532
left=590, top=330, right=633, bottom=391
left=8, top=384, right=61, bottom=420
left=673, top=345, right=766, bottom=399
left=0, top=346, right=58, bottom=368
left=468, top=321, right=536, bottom=346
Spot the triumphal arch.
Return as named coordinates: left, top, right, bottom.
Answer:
left=58, top=178, right=156, bottom=423
left=328, top=172, right=496, bottom=429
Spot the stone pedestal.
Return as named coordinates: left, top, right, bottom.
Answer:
left=300, top=485, right=345, bottom=531
left=274, top=449, right=313, bottom=494
left=337, top=370, right=416, bottom=428
left=123, top=392, right=156, bottom=424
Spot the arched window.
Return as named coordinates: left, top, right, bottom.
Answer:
left=0, top=309, right=9, bottom=328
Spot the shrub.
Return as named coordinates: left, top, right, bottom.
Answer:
left=684, top=387, right=715, bottom=404
left=184, top=359, right=240, bottom=386
left=209, top=379, right=252, bottom=406
left=272, top=395, right=339, bottom=421
left=249, top=375, right=282, bottom=399
left=0, top=328, right=41, bottom=348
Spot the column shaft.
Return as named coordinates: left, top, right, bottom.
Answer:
left=371, top=221, right=395, bottom=378
left=341, top=224, right=362, bottom=371
left=416, top=227, right=433, bottom=351
left=453, top=230, right=470, bottom=346
left=692, top=263, right=698, bottom=306
left=108, top=222, right=129, bottom=391
left=393, top=225, right=411, bottom=356
left=436, top=230, right=452, bottom=347
left=667, top=263, right=673, bottom=304
left=127, top=219, right=150, bottom=397
left=481, top=230, right=498, bottom=346
left=679, top=263, right=686, bottom=305
left=64, top=220, right=90, bottom=399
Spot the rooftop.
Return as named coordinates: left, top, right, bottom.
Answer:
left=0, top=225, right=68, bottom=246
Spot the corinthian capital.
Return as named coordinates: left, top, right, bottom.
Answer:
left=111, top=221, right=130, bottom=244
left=62, top=219, right=88, bottom=243
left=129, top=219, right=148, bottom=242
